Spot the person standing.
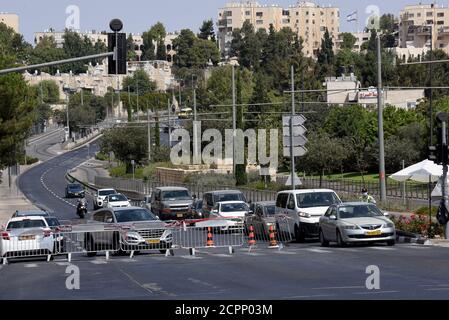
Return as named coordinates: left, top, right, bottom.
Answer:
left=360, top=188, right=377, bottom=204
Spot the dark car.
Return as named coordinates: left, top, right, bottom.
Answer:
left=188, top=199, right=203, bottom=218
left=65, top=183, right=85, bottom=198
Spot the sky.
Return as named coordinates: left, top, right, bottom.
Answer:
left=1, top=0, right=449, bottom=44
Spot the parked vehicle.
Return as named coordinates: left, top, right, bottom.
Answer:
left=319, top=202, right=396, bottom=247
left=104, top=193, right=131, bottom=208
left=94, top=188, right=117, bottom=210
left=76, top=198, right=88, bottom=218
left=65, top=183, right=85, bottom=198
left=0, top=216, right=57, bottom=261
left=209, top=201, right=250, bottom=231
left=151, top=187, right=193, bottom=220
left=12, top=210, right=49, bottom=218
left=275, top=189, right=341, bottom=242
left=202, top=190, right=247, bottom=218
left=86, top=207, right=172, bottom=256
left=246, top=201, right=276, bottom=237
left=178, top=107, right=193, bottom=119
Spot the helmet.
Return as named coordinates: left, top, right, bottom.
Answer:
left=361, top=188, right=368, bottom=193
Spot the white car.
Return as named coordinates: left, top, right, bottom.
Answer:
left=275, top=189, right=342, bottom=242
left=1, top=216, right=56, bottom=261
left=94, top=188, right=117, bottom=209
left=103, top=193, right=131, bottom=208
left=209, top=201, right=250, bottom=231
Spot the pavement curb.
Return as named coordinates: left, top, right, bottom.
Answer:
left=396, top=235, right=427, bottom=245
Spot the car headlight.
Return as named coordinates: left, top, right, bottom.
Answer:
left=342, top=225, right=359, bottom=230
left=298, top=212, right=311, bottom=218
left=384, top=222, right=394, bottom=228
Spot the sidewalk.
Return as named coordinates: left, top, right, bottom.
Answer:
left=0, top=166, right=39, bottom=226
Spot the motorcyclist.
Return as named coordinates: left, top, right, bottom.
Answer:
left=76, top=198, right=88, bottom=217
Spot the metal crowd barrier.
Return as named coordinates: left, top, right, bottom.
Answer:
left=173, top=219, right=245, bottom=255
left=243, top=215, right=293, bottom=249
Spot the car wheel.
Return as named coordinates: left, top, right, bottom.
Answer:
left=294, top=224, right=305, bottom=243
left=336, top=230, right=346, bottom=247
left=387, top=240, right=396, bottom=246
left=319, top=229, right=329, bottom=247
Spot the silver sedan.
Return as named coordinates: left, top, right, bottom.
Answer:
left=319, top=202, right=396, bottom=247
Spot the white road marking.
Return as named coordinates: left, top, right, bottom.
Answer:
left=284, top=294, right=336, bottom=299
left=366, top=247, right=396, bottom=251
left=180, top=255, right=203, bottom=260
left=55, top=262, right=71, bottom=266
left=306, top=248, right=332, bottom=254
left=312, top=286, right=365, bottom=290
left=275, top=250, right=297, bottom=255
left=354, top=290, right=399, bottom=295
left=24, top=264, right=38, bottom=268
left=425, top=287, right=449, bottom=291
left=90, top=260, right=108, bottom=264
left=242, top=252, right=265, bottom=256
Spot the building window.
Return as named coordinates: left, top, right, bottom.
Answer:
left=256, top=20, right=263, bottom=25
left=409, top=13, right=414, bottom=18
left=320, top=26, right=326, bottom=31
left=256, top=12, right=263, bottom=17
left=227, top=27, right=233, bottom=32
left=306, top=11, right=309, bottom=16
left=245, top=10, right=250, bottom=16
left=438, top=12, right=444, bottom=17
left=283, top=10, right=289, bottom=16
left=437, top=21, right=444, bottom=25
left=440, top=43, right=445, bottom=48
left=282, top=19, right=290, bottom=24
left=296, top=12, right=299, bottom=16
left=227, top=19, right=232, bottom=24
left=417, top=13, right=421, bottom=17
left=427, top=12, right=433, bottom=17
left=427, top=20, right=434, bottom=24
left=306, top=19, right=309, bottom=24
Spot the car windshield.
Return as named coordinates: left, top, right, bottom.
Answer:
left=109, top=194, right=127, bottom=202
left=265, top=205, right=276, bottom=215
left=296, top=192, right=339, bottom=208
left=114, top=209, right=157, bottom=223
left=221, top=203, right=249, bottom=212
left=99, top=190, right=116, bottom=196
left=68, top=185, right=83, bottom=191
left=215, top=193, right=245, bottom=202
left=338, top=205, right=384, bottom=219
left=7, top=220, right=46, bottom=230
left=45, top=218, right=60, bottom=227
left=162, top=190, right=191, bottom=200
left=195, top=200, right=203, bottom=209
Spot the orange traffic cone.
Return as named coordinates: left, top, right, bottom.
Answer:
left=248, top=225, right=256, bottom=247
left=268, top=225, right=279, bottom=249
left=206, top=227, right=215, bottom=247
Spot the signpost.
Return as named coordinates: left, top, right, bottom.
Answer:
left=283, top=114, right=308, bottom=187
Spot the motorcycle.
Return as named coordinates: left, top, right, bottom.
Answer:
left=76, top=199, right=88, bottom=219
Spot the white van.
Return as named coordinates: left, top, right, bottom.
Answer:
left=275, top=189, right=341, bottom=242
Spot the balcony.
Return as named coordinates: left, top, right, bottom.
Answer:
left=439, top=26, right=449, bottom=35
left=414, top=26, right=432, bottom=35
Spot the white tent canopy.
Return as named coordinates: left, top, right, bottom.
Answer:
left=389, top=160, right=442, bottom=183
left=431, top=177, right=449, bottom=198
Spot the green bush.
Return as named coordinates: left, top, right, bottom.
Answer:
left=414, top=206, right=438, bottom=217
left=109, top=164, right=144, bottom=179
left=95, top=152, right=108, bottom=161
left=19, top=156, right=39, bottom=165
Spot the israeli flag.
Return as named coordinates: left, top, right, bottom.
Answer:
left=347, top=11, right=358, bottom=22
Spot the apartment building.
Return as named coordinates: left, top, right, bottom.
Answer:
left=34, top=29, right=178, bottom=63
left=217, top=1, right=339, bottom=58
left=399, top=3, right=449, bottom=55
left=0, top=12, right=19, bottom=33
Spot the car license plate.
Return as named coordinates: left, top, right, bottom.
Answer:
left=19, top=235, right=35, bottom=240
left=177, top=213, right=183, bottom=218
left=366, top=230, right=382, bottom=236
left=146, top=239, right=160, bottom=244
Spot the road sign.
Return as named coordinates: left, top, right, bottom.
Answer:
left=283, top=124, right=307, bottom=137
left=283, top=136, right=309, bottom=147
left=282, top=115, right=307, bottom=127
left=283, top=146, right=308, bottom=157
left=285, top=173, right=302, bottom=186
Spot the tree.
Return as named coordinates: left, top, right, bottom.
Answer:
left=172, top=29, right=219, bottom=68
left=316, top=29, right=335, bottom=79
left=31, top=80, right=60, bottom=104
left=126, top=34, right=137, bottom=61
left=141, top=30, right=156, bottom=61
left=301, top=131, right=347, bottom=186
left=199, top=19, right=216, bottom=42
left=339, top=32, right=357, bottom=50
left=101, top=127, right=148, bottom=173
left=0, top=22, right=32, bottom=62
left=28, top=36, right=65, bottom=74
left=122, top=69, right=156, bottom=95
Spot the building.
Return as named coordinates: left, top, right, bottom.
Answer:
left=217, top=1, right=340, bottom=58
left=325, top=75, right=424, bottom=110
left=0, top=13, right=19, bottom=33
left=34, top=29, right=178, bottom=63
left=399, top=3, right=449, bottom=56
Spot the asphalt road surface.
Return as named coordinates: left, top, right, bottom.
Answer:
left=7, top=129, right=449, bottom=300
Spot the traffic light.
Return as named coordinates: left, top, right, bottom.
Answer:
left=108, top=32, right=127, bottom=75
left=429, top=126, right=449, bottom=165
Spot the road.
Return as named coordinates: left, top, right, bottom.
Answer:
left=5, top=128, right=449, bottom=300
left=19, top=130, right=99, bottom=220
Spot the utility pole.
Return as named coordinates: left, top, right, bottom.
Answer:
left=430, top=24, right=434, bottom=146
left=65, top=91, right=70, bottom=141
left=192, top=74, right=199, bottom=162
left=168, top=99, right=172, bottom=147
left=147, top=102, right=151, bottom=162
left=377, top=34, right=387, bottom=202
left=136, top=81, right=139, bottom=122
left=80, top=88, right=84, bottom=106
left=232, top=64, right=236, bottom=175
left=290, top=65, right=296, bottom=191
